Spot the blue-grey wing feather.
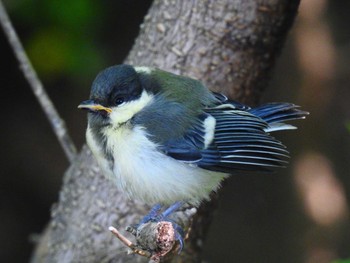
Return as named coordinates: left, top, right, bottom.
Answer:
left=161, top=138, right=202, bottom=162
left=158, top=113, right=209, bottom=162
left=159, top=94, right=308, bottom=173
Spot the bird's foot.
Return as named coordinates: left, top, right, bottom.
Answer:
left=127, top=202, right=186, bottom=253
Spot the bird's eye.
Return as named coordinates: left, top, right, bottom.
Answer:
left=115, top=97, right=125, bottom=105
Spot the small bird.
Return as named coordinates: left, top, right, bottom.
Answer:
left=79, top=64, right=307, bottom=208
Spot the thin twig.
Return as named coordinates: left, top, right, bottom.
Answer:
left=108, top=226, right=152, bottom=258
left=0, top=1, right=77, bottom=163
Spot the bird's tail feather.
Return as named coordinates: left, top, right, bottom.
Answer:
left=248, top=103, right=309, bottom=133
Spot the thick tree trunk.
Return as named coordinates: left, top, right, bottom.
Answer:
left=32, top=0, right=300, bottom=262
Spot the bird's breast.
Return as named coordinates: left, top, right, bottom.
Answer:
left=92, top=124, right=228, bottom=205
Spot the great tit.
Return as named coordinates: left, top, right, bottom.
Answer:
left=78, top=64, right=307, bottom=206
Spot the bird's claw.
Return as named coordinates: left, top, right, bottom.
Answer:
left=172, top=221, right=185, bottom=253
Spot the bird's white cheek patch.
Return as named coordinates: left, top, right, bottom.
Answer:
left=203, top=115, right=216, bottom=148
left=109, top=90, right=154, bottom=126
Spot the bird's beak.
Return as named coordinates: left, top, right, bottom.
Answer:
left=78, top=100, right=112, bottom=114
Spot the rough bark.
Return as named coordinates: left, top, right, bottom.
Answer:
left=32, top=0, right=300, bottom=262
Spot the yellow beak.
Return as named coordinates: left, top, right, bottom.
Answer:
left=78, top=100, right=112, bottom=114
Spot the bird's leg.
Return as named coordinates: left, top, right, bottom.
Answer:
left=159, top=201, right=184, bottom=219
left=139, top=204, right=163, bottom=225
left=127, top=204, right=163, bottom=235
left=138, top=202, right=185, bottom=224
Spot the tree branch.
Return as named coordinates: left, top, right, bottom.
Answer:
left=31, top=0, right=300, bottom=262
left=0, top=0, right=77, bottom=163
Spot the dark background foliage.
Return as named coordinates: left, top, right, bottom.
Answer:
left=1, top=1, right=350, bottom=262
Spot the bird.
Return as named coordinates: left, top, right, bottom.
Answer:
left=78, top=64, right=307, bottom=239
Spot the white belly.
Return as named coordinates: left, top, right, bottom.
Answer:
left=88, top=125, right=228, bottom=205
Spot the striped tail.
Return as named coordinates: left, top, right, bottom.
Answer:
left=248, top=103, right=309, bottom=133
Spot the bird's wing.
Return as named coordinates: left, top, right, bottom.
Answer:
left=198, top=108, right=290, bottom=173
left=159, top=109, right=288, bottom=173
left=159, top=112, right=212, bottom=162
left=160, top=98, right=307, bottom=174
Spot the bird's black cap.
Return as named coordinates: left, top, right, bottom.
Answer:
left=90, top=64, right=143, bottom=107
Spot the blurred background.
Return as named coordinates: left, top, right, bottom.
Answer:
left=0, top=0, right=349, bottom=262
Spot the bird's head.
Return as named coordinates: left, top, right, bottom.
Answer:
left=78, top=64, right=154, bottom=128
